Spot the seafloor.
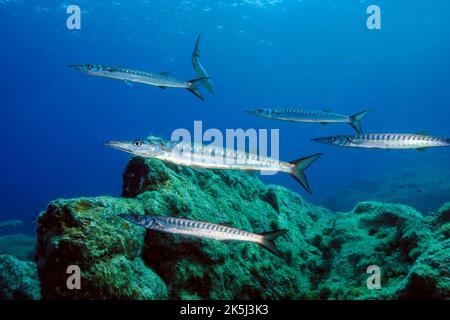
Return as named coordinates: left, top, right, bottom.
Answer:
left=0, top=157, right=449, bottom=300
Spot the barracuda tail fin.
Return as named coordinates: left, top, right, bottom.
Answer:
left=258, top=229, right=288, bottom=257
left=349, top=109, right=371, bottom=134
left=187, top=77, right=208, bottom=101
left=193, top=33, right=201, bottom=57
left=289, top=153, right=323, bottom=194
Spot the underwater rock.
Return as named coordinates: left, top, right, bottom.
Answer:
left=35, top=157, right=449, bottom=300
left=36, top=197, right=167, bottom=299
left=0, top=254, right=41, bottom=300
left=395, top=239, right=449, bottom=299
left=313, top=202, right=432, bottom=299
left=0, top=234, right=36, bottom=261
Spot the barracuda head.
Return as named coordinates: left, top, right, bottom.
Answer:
left=311, top=135, right=351, bottom=147
left=104, top=137, right=180, bottom=158
left=118, top=214, right=149, bottom=227
left=245, top=108, right=273, bottom=117
left=68, top=64, right=108, bottom=75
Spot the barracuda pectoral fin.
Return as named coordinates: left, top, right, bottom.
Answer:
left=124, top=80, right=134, bottom=87
left=160, top=140, right=181, bottom=151
left=258, top=229, right=288, bottom=258
left=289, top=153, right=323, bottom=195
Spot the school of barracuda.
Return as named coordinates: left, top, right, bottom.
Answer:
left=69, top=34, right=450, bottom=258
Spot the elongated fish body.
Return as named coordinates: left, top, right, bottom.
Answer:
left=312, top=133, right=450, bottom=150
left=119, top=214, right=288, bottom=257
left=68, top=64, right=208, bottom=100
left=246, top=108, right=371, bottom=134
left=105, top=137, right=322, bottom=194
left=192, top=33, right=214, bottom=93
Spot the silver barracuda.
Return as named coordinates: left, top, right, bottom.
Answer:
left=192, top=33, right=214, bottom=93
left=119, top=214, right=288, bottom=257
left=246, top=108, right=371, bottom=134
left=312, top=133, right=450, bottom=151
left=68, top=64, right=208, bottom=101
left=104, top=136, right=322, bottom=194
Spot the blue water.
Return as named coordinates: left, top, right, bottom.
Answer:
left=1, top=0, right=450, bottom=234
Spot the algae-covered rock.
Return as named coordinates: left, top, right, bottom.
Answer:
left=35, top=157, right=449, bottom=300
left=36, top=197, right=167, bottom=299
left=314, top=202, right=432, bottom=299
left=0, top=254, right=40, bottom=300
left=395, top=239, right=450, bottom=299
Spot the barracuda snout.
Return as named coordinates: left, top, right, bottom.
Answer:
left=103, top=140, right=135, bottom=153
left=311, top=136, right=348, bottom=146
left=118, top=214, right=150, bottom=227
left=104, top=139, right=167, bottom=157
left=311, top=136, right=333, bottom=145
left=244, top=108, right=270, bottom=116
left=68, top=64, right=103, bottom=74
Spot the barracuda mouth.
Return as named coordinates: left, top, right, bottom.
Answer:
left=68, top=64, right=83, bottom=71
left=311, top=137, right=330, bottom=144
left=118, top=214, right=138, bottom=223
left=103, top=141, right=134, bottom=153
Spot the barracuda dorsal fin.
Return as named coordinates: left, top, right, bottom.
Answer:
left=158, top=86, right=167, bottom=90
left=320, top=122, right=328, bottom=125
left=323, top=110, right=332, bottom=113
left=416, top=148, right=427, bottom=152
left=160, top=71, right=170, bottom=76
left=415, top=131, right=428, bottom=136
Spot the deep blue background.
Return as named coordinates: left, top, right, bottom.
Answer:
left=1, top=0, right=449, bottom=233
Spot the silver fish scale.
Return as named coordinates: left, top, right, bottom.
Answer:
left=153, top=217, right=258, bottom=242
left=270, top=108, right=346, bottom=121
left=168, top=143, right=288, bottom=171
left=350, top=134, right=450, bottom=148
left=104, top=66, right=186, bottom=86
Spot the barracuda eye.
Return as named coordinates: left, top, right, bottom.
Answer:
left=133, top=140, right=143, bottom=147
left=86, top=64, right=93, bottom=69
left=149, top=218, right=159, bottom=228
left=329, top=137, right=336, bottom=143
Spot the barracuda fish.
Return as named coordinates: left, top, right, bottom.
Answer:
left=68, top=64, right=208, bottom=101
left=104, top=136, right=322, bottom=194
left=246, top=108, right=371, bottom=134
left=119, top=214, right=288, bottom=257
left=192, top=33, right=214, bottom=93
left=312, top=133, right=450, bottom=151
left=0, top=219, right=23, bottom=231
